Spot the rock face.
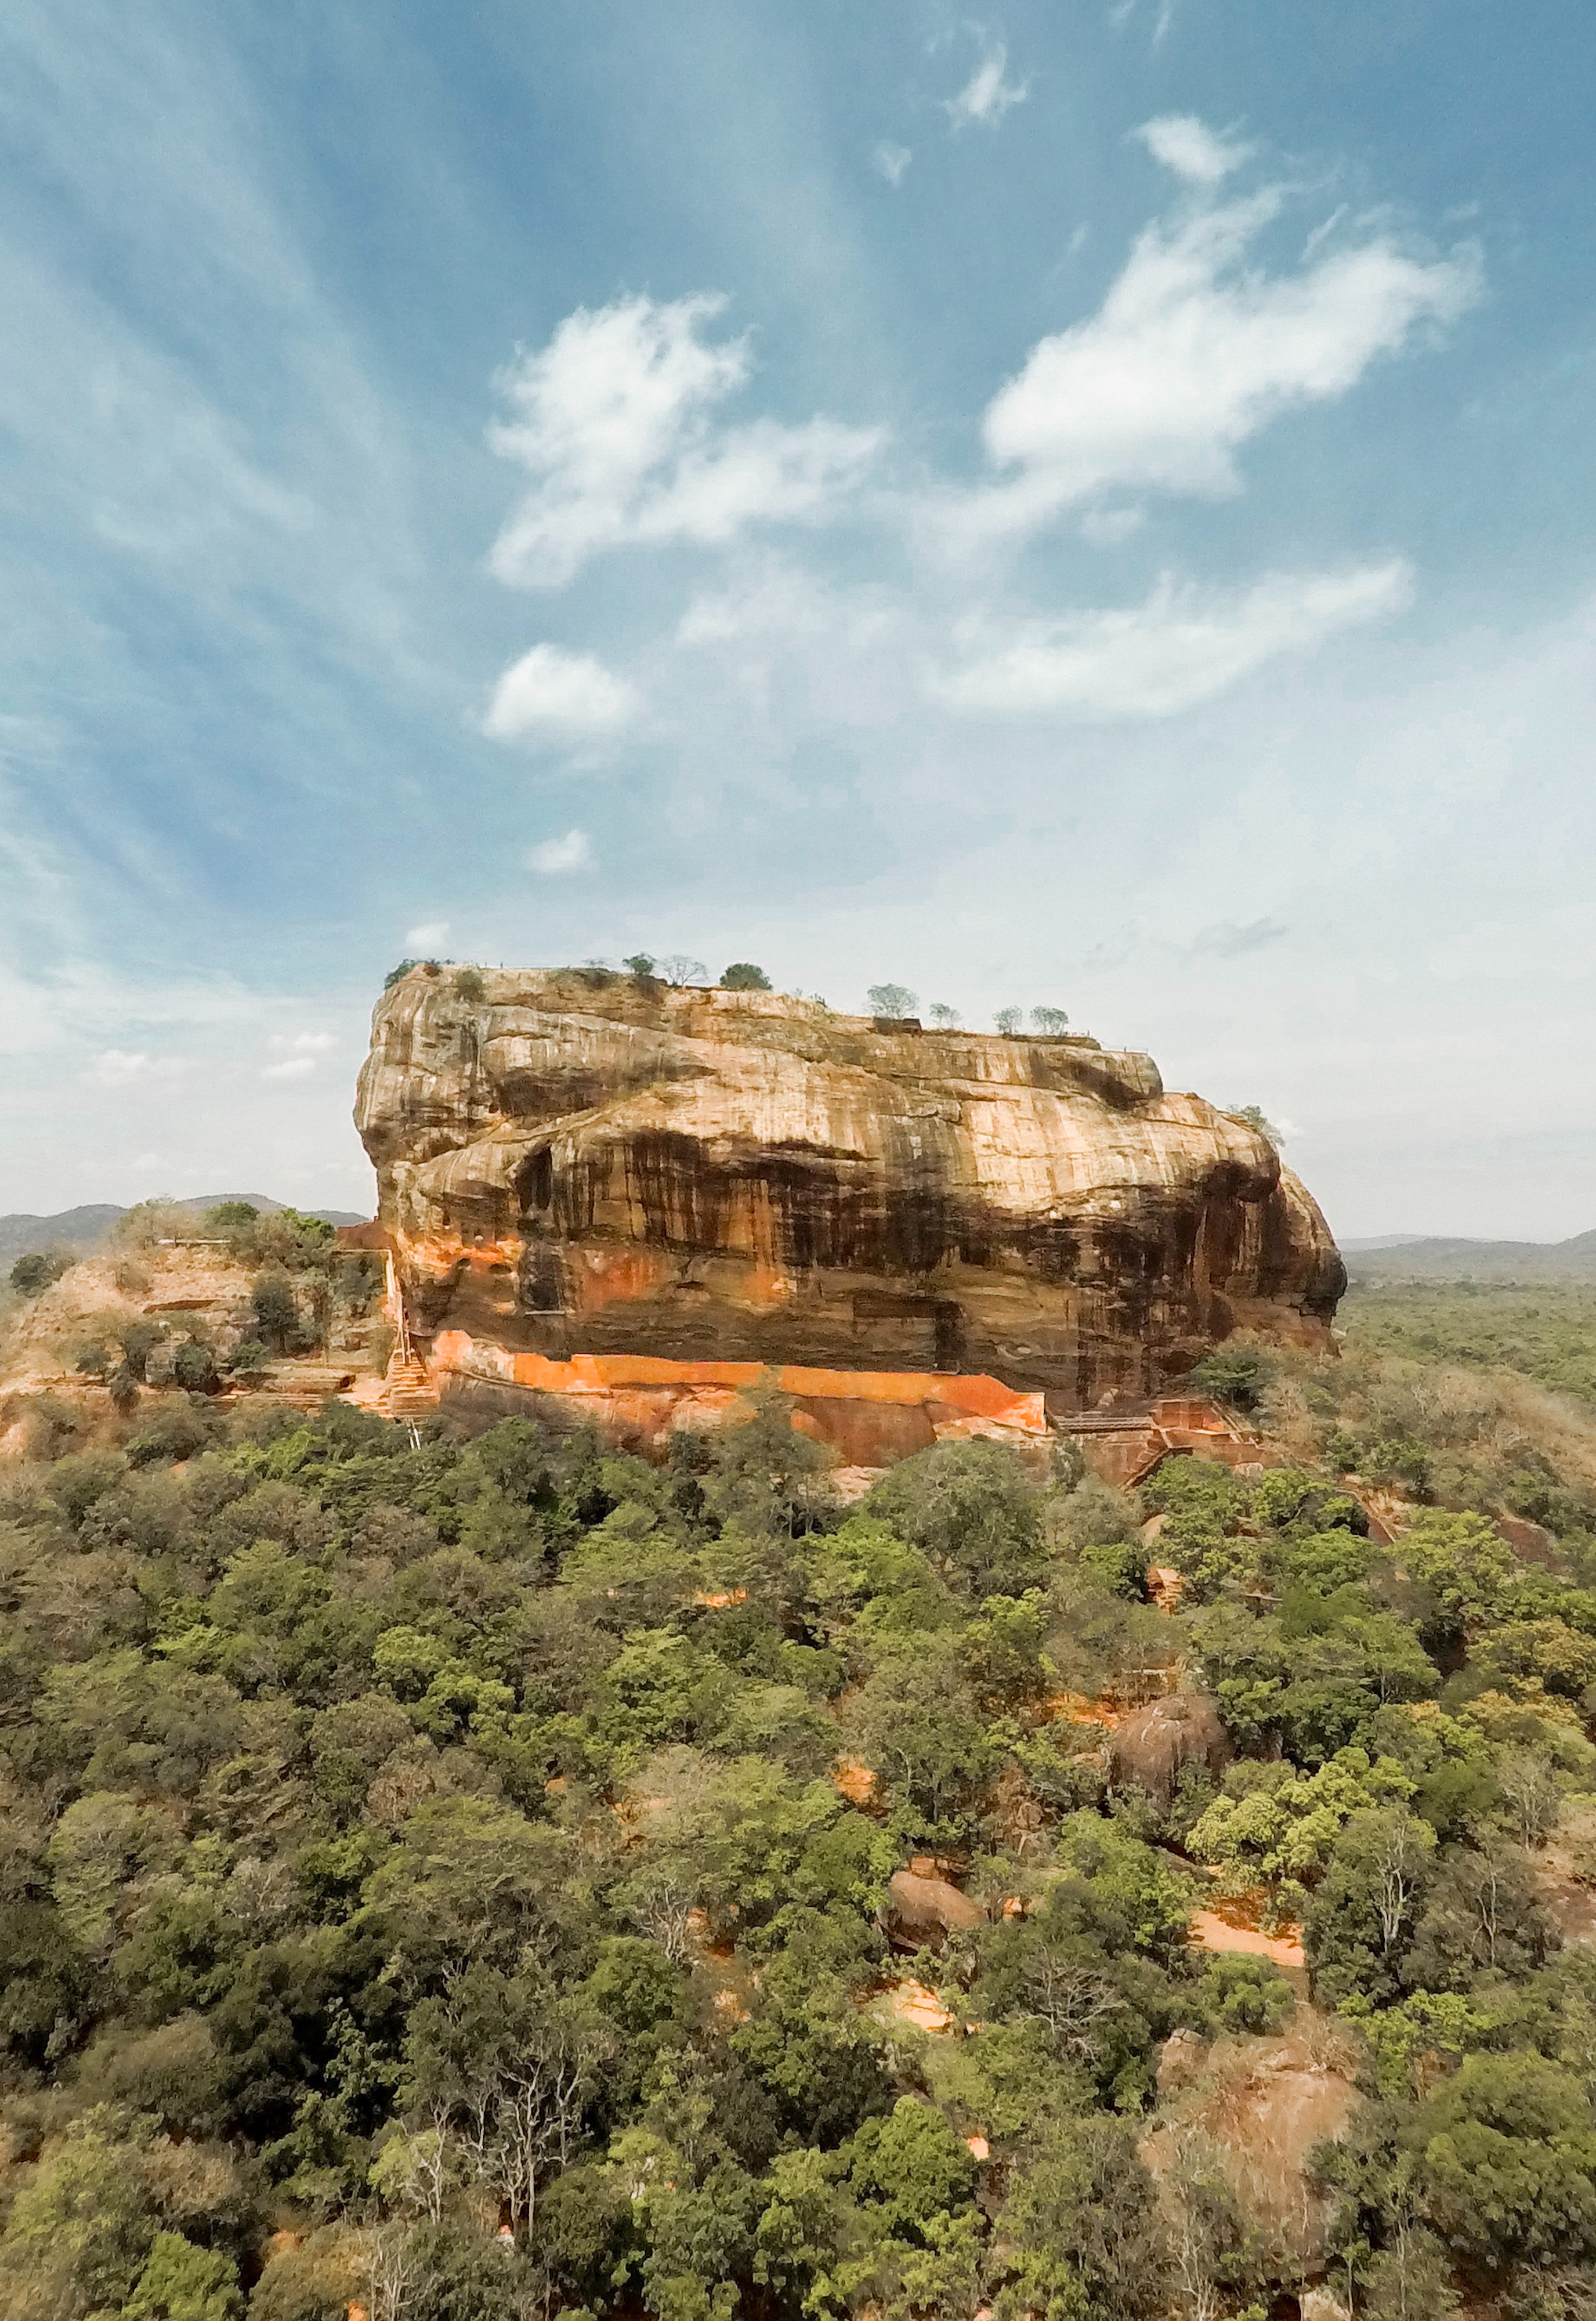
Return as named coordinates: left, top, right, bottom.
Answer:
left=1110, top=1694, right=1231, bottom=1805
left=354, top=966, right=1344, bottom=1406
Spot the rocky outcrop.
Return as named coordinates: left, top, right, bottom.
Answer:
left=354, top=966, right=1344, bottom=1407
left=1110, top=1694, right=1231, bottom=1805
left=886, top=1867, right=986, bottom=1948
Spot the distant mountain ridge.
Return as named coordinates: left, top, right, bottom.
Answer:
left=1342, top=1228, right=1596, bottom=1281
left=0, top=1195, right=368, bottom=1272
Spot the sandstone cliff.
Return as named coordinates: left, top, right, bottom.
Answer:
left=354, top=966, right=1344, bottom=1406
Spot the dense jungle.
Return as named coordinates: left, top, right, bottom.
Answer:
left=3, top=1271, right=1596, bottom=2321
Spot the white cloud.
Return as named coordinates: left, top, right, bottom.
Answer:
left=957, top=193, right=1479, bottom=539
left=261, top=1055, right=317, bottom=1080
left=932, top=562, right=1412, bottom=719
left=87, top=1048, right=151, bottom=1083
left=404, top=919, right=450, bottom=949
left=268, top=1029, right=339, bottom=1053
left=944, top=40, right=1030, bottom=129
left=526, top=829, right=593, bottom=875
left=488, top=294, right=881, bottom=588
left=1079, top=505, right=1146, bottom=545
left=84, top=1048, right=191, bottom=1084
left=482, top=644, right=639, bottom=739
left=873, top=142, right=912, bottom=187
left=1135, top=114, right=1253, bottom=186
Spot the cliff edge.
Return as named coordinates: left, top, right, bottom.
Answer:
left=354, top=966, right=1344, bottom=1406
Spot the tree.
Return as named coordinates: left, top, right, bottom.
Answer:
left=172, top=1340, right=219, bottom=1393
left=402, top=1966, right=610, bottom=2241
left=251, top=1271, right=299, bottom=1352
left=719, top=963, right=772, bottom=990
left=867, top=983, right=919, bottom=1020
left=623, top=954, right=657, bottom=979
left=1496, top=1748, right=1564, bottom=1847
left=205, top=1202, right=259, bottom=1228
left=866, top=1439, right=1043, bottom=1597
left=994, top=1007, right=1023, bottom=1035
left=384, top=959, right=420, bottom=988
left=658, top=955, right=707, bottom=985
left=928, top=1002, right=961, bottom=1027
left=10, top=1246, right=74, bottom=1295
left=1416, top=2052, right=1596, bottom=2266
left=1188, top=1346, right=1272, bottom=1412
left=126, top=2232, right=243, bottom=2321
left=995, top=2116, right=1166, bottom=2321
left=850, top=2098, right=978, bottom=2242
left=1360, top=2219, right=1456, bottom=2321
left=1031, top=1006, right=1070, bottom=1034
left=1229, top=1104, right=1283, bottom=1148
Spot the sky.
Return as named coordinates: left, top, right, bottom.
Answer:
left=2, top=0, right=1595, bottom=1239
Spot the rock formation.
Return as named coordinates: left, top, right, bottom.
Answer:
left=354, top=965, right=1344, bottom=1408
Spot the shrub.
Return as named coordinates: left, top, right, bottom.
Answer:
left=117, top=1319, right=164, bottom=1380
left=171, top=1340, right=219, bottom=1393
left=720, top=963, right=772, bottom=990
left=205, top=1202, right=258, bottom=1230
left=383, top=958, right=419, bottom=989
left=9, top=1248, right=73, bottom=1296
left=126, top=1398, right=221, bottom=1466
left=454, top=966, right=486, bottom=1001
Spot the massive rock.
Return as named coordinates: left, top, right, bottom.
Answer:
left=354, top=966, right=1343, bottom=1407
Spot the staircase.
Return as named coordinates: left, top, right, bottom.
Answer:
left=378, top=1354, right=440, bottom=1423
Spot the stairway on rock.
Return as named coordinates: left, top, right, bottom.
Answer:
left=379, top=1355, right=440, bottom=1422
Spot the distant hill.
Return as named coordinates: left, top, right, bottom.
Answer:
left=1342, top=1230, right=1596, bottom=1282
left=0, top=1195, right=368, bottom=1272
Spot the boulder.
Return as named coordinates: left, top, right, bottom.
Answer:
left=1110, top=1693, right=1230, bottom=1805
left=887, top=1868, right=986, bottom=1947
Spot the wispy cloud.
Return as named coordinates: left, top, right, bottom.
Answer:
left=488, top=295, right=881, bottom=588
left=268, top=1029, right=339, bottom=1054
left=84, top=1047, right=192, bottom=1085
left=526, top=829, right=593, bottom=875
left=947, top=177, right=1478, bottom=542
left=944, top=37, right=1029, bottom=130
left=404, top=920, right=450, bottom=949
left=482, top=644, right=639, bottom=739
left=261, top=1055, right=317, bottom=1080
left=872, top=141, right=912, bottom=186
left=1192, top=915, right=1290, bottom=957
left=931, top=563, right=1412, bottom=719
left=1135, top=114, right=1252, bottom=186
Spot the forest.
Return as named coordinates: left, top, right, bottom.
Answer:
left=3, top=1289, right=1596, bottom=2321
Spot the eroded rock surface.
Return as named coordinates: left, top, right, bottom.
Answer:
left=355, top=967, right=1344, bottom=1405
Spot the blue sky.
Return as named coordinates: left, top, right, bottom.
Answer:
left=3, top=0, right=1595, bottom=1237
